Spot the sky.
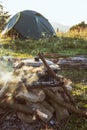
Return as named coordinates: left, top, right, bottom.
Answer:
left=1, top=0, right=87, bottom=26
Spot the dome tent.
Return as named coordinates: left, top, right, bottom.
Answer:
left=2, top=10, right=55, bottom=39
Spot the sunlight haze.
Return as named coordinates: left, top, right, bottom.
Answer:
left=1, top=0, right=87, bottom=26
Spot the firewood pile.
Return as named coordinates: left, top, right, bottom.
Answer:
left=0, top=53, right=87, bottom=125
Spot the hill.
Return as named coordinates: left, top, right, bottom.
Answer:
left=51, top=22, right=70, bottom=32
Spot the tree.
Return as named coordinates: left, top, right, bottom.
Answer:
left=69, top=21, right=87, bottom=32
left=0, top=2, right=10, bottom=32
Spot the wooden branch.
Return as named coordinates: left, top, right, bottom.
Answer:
left=22, top=79, right=64, bottom=90
left=0, top=102, right=33, bottom=114
left=16, top=90, right=45, bottom=103
left=32, top=103, right=53, bottom=122
left=0, top=86, right=9, bottom=100
left=38, top=53, right=75, bottom=105
left=17, top=112, right=36, bottom=123
left=42, top=101, right=55, bottom=113
left=49, top=99, right=69, bottom=121
left=44, top=89, right=87, bottom=117
left=38, top=53, right=61, bottom=80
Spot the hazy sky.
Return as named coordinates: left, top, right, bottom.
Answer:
left=1, top=0, right=87, bottom=26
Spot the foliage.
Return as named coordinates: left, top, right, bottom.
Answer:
left=0, top=2, right=10, bottom=32
left=69, top=21, right=87, bottom=32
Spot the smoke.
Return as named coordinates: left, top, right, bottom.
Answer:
left=0, top=70, right=12, bottom=84
left=0, top=57, right=13, bottom=85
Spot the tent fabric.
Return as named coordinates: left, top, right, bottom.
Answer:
left=2, top=10, right=55, bottom=39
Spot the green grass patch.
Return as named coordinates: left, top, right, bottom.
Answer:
left=0, top=36, right=87, bottom=57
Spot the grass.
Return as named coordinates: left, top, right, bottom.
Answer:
left=0, top=35, right=87, bottom=58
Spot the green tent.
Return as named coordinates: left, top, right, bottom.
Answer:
left=2, top=10, right=55, bottom=39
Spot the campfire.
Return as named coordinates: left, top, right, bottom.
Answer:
left=0, top=53, right=87, bottom=125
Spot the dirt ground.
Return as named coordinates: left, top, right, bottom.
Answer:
left=0, top=107, right=63, bottom=130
